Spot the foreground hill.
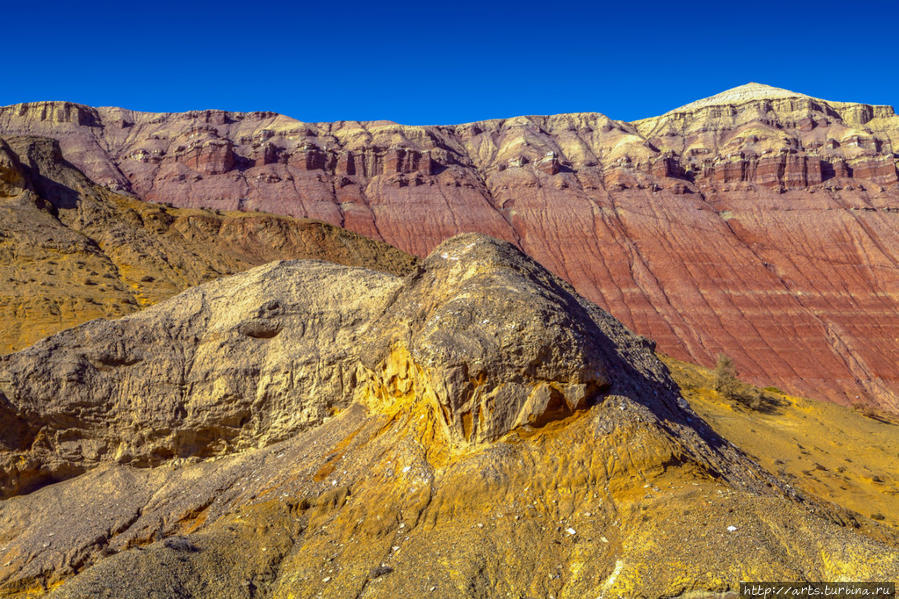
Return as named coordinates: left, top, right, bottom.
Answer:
left=0, top=234, right=896, bottom=598
left=1, top=83, right=896, bottom=413
left=0, top=136, right=416, bottom=353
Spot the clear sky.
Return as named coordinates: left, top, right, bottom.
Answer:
left=5, top=0, right=897, bottom=125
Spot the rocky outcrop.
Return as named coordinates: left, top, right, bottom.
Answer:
left=1, top=84, right=898, bottom=413
left=0, top=233, right=896, bottom=597
left=0, top=235, right=626, bottom=496
left=0, top=135, right=416, bottom=354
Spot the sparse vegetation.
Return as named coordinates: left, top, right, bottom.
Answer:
left=712, top=353, right=780, bottom=412
left=851, top=402, right=898, bottom=425
left=664, top=353, right=782, bottom=413
left=713, top=354, right=739, bottom=397
left=661, top=353, right=899, bottom=532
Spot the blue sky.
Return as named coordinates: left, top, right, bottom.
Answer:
left=6, top=0, right=897, bottom=124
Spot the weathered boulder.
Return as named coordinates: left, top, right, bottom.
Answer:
left=0, top=234, right=658, bottom=496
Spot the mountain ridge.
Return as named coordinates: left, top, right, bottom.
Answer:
left=4, top=82, right=895, bottom=127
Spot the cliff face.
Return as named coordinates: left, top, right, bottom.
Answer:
left=2, top=83, right=897, bottom=412
left=1, top=234, right=896, bottom=597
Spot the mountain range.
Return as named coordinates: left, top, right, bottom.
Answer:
left=2, top=83, right=896, bottom=414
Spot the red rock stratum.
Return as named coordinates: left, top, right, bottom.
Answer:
left=2, top=83, right=897, bottom=413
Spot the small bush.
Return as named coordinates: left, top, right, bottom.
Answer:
left=851, top=403, right=897, bottom=425
left=713, top=354, right=739, bottom=397
left=714, top=354, right=781, bottom=413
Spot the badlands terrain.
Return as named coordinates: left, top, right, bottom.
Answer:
left=0, top=85, right=896, bottom=597
left=1, top=83, right=897, bottom=414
